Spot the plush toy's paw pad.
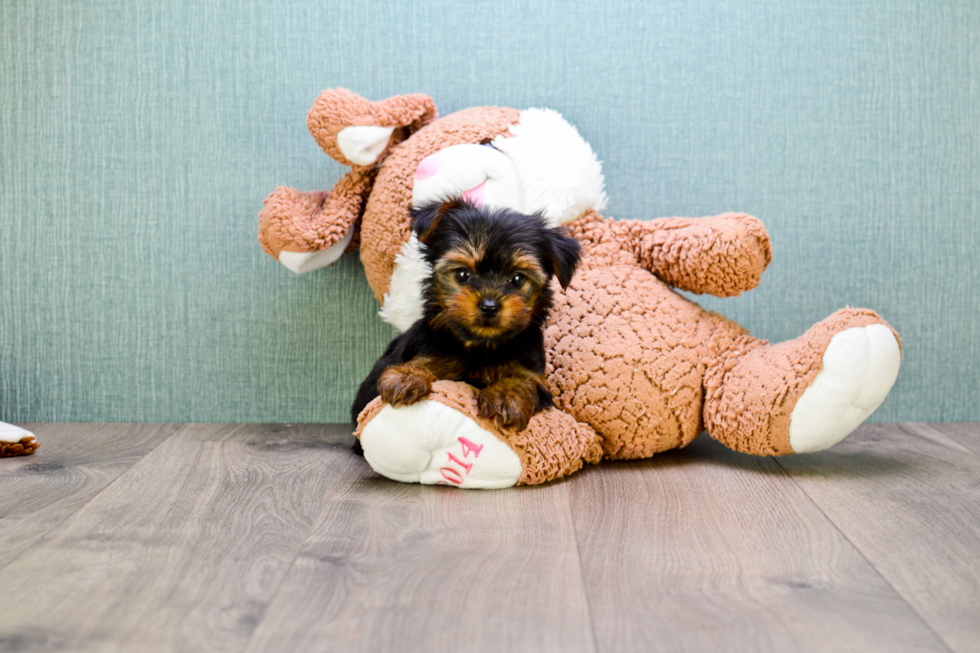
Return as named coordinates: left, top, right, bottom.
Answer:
left=359, top=400, right=522, bottom=489
left=0, top=423, right=39, bottom=457
left=789, top=324, right=901, bottom=453
left=278, top=235, right=354, bottom=274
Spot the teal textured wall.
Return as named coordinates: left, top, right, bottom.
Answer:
left=1, top=0, right=977, bottom=423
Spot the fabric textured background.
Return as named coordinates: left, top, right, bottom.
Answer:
left=1, top=0, right=977, bottom=423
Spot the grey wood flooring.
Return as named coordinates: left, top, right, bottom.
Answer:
left=0, top=423, right=977, bottom=653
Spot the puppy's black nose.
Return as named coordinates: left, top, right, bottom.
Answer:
left=478, top=299, right=500, bottom=317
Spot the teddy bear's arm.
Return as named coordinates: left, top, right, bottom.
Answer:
left=258, top=169, right=376, bottom=274
left=622, top=213, right=772, bottom=297
left=258, top=89, right=438, bottom=275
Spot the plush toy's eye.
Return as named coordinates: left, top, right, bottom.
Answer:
left=454, top=269, right=471, bottom=284
left=509, top=273, right=526, bottom=289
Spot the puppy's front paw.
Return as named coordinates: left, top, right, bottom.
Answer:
left=477, top=385, right=535, bottom=432
left=378, top=365, right=433, bottom=407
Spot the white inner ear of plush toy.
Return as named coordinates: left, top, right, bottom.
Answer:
left=337, top=125, right=395, bottom=166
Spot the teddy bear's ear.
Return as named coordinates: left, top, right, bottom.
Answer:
left=307, top=88, right=438, bottom=168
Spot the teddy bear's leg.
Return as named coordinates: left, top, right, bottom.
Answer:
left=0, top=422, right=38, bottom=456
left=355, top=381, right=602, bottom=488
left=703, top=308, right=901, bottom=456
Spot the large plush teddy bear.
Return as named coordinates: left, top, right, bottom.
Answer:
left=259, top=89, right=901, bottom=489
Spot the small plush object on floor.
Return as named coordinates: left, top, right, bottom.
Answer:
left=259, top=88, right=902, bottom=489
left=0, top=422, right=38, bottom=457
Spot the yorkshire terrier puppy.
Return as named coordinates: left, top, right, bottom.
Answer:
left=351, top=197, right=582, bottom=433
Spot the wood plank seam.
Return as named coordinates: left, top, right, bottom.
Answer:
left=772, top=458, right=957, bottom=653
left=242, top=456, right=597, bottom=652
left=896, top=424, right=974, bottom=457
left=563, top=477, right=602, bottom=653
left=566, top=442, right=953, bottom=653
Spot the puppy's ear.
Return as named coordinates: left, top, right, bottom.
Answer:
left=546, top=228, right=582, bottom=290
left=411, top=197, right=465, bottom=245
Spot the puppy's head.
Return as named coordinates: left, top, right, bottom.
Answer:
left=411, top=198, right=582, bottom=345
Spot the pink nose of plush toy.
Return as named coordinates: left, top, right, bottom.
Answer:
left=462, top=180, right=485, bottom=206
left=415, top=151, right=445, bottom=180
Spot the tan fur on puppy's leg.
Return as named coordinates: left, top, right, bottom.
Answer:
left=477, top=378, right=538, bottom=432
left=476, top=365, right=550, bottom=431
left=378, top=359, right=437, bottom=407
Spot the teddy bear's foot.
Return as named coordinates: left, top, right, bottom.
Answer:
left=0, top=422, right=39, bottom=457
left=704, top=308, right=901, bottom=456
left=788, top=323, right=901, bottom=453
left=355, top=380, right=604, bottom=488
left=359, top=399, right=524, bottom=489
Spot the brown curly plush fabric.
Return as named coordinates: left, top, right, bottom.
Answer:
left=568, top=211, right=772, bottom=296
left=354, top=381, right=603, bottom=486
left=550, top=214, right=896, bottom=459
left=307, top=88, right=438, bottom=169
left=0, top=435, right=39, bottom=457
left=546, top=210, right=774, bottom=458
left=258, top=169, right=376, bottom=258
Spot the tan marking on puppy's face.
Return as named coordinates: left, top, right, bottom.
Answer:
left=484, top=292, right=532, bottom=340
left=430, top=240, right=555, bottom=343
left=482, top=248, right=548, bottom=330
left=509, top=251, right=545, bottom=281
left=436, top=242, right=485, bottom=274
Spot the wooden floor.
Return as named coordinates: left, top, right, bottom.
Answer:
left=0, top=423, right=978, bottom=653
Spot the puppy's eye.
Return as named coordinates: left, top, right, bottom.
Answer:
left=454, top=269, right=471, bottom=284
left=509, top=273, right=526, bottom=289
